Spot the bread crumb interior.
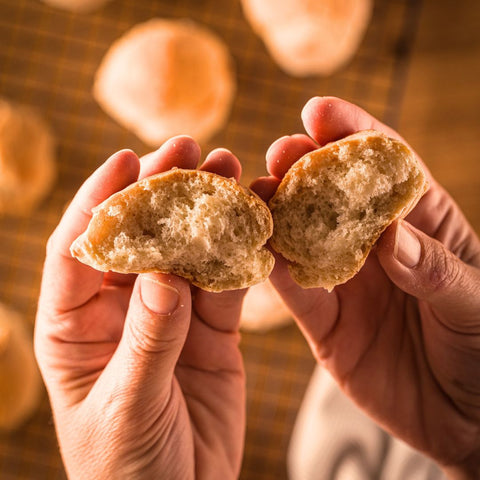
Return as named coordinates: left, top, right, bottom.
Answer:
left=273, top=138, right=424, bottom=286
left=96, top=173, right=270, bottom=289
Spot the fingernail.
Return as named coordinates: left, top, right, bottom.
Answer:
left=140, top=276, right=179, bottom=315
left=394, top=222, right=421, bottom=268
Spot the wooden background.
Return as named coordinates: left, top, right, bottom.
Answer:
left=0, top=0, right=478, bottom=479
left=399, top=0, right=480, bottom=233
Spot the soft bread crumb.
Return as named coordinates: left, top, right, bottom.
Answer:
left=269, top=130, right=428, bottom=290
left=71, top=169, right=274, bottom=292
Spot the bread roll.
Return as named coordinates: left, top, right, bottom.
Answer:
left=39, top=0, right=112, bottom=13
left=0, top=304, right=42, bottom=431
left=93, top=19, right=235, bottom=146
left=71, top=169, right=274, bottom=292
left=240, top=0, right=373, bottom=76
left=0, top=98, right=56, bottom=215
left=269, top=131, right=428, bottom=291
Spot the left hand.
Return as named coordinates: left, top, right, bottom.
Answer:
left=35, top=137, right=246, bottom=480
left=252, top=96, right=480, bottom=479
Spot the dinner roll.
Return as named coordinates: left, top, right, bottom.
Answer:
left=0, top=303, right=42, bottom=431
left=71, top=168, right=274, bottom=292
left=240, top=0, right=373, bottom=76
left=93, top=19, right=236, bottom=146
left=269, top=131, right=428, bottom=290
left=39, top=0, right=112, bottom=13
left=0, top=98, right=56, bottom=215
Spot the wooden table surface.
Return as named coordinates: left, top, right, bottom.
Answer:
left=399, top=0, right=480, bottom=233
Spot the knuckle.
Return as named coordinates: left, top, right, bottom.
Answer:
left=127, top=321, right=164, bottom=356
left=126, top=315, right=179, bottom=357
left=425, top=245, right=461, bottom=294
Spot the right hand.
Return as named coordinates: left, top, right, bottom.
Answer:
left=252, top=96, right=480, bottom=479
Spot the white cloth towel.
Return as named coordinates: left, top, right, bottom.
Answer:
left=288, top=365, right=445, bottom=480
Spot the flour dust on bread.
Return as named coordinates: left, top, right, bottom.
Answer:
left=71, top=169, right=274, bottom=292
left=269, top=131, right=428, bottom=291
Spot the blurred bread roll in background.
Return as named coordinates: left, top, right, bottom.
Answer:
left=240, top=279, right=292, bottom=332
left=94, top=19, right=236, bottom=146
left=39, top=0, right=112, bottom=13
left=0, top=98, right=56, bottom=215
left=0, top=304, right=42, bottom=431
left=240, top=0, right=373, bottom=76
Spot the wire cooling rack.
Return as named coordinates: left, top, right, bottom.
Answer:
left=0, top=0, right=421, bottom=478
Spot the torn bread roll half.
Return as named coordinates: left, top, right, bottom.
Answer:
left=71, top=169, right=274, bottom=292
left=269, top=130, right=428, bottom=291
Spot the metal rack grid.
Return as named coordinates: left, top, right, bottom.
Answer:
left=0, top=0, right=421, bottom=478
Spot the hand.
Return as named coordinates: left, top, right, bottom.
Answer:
left=35, top=137, right=246, bottom=480
left=252, top=97, right=480, bottom=479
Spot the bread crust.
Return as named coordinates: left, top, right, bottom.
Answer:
left=269, top=130, right=428, bottom=290
left=71, top=169, right=274, bottom=292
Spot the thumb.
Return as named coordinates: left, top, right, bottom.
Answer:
left=377, top=220, right=480, bottom=326
left=108, top=273, right=191, bottom=402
